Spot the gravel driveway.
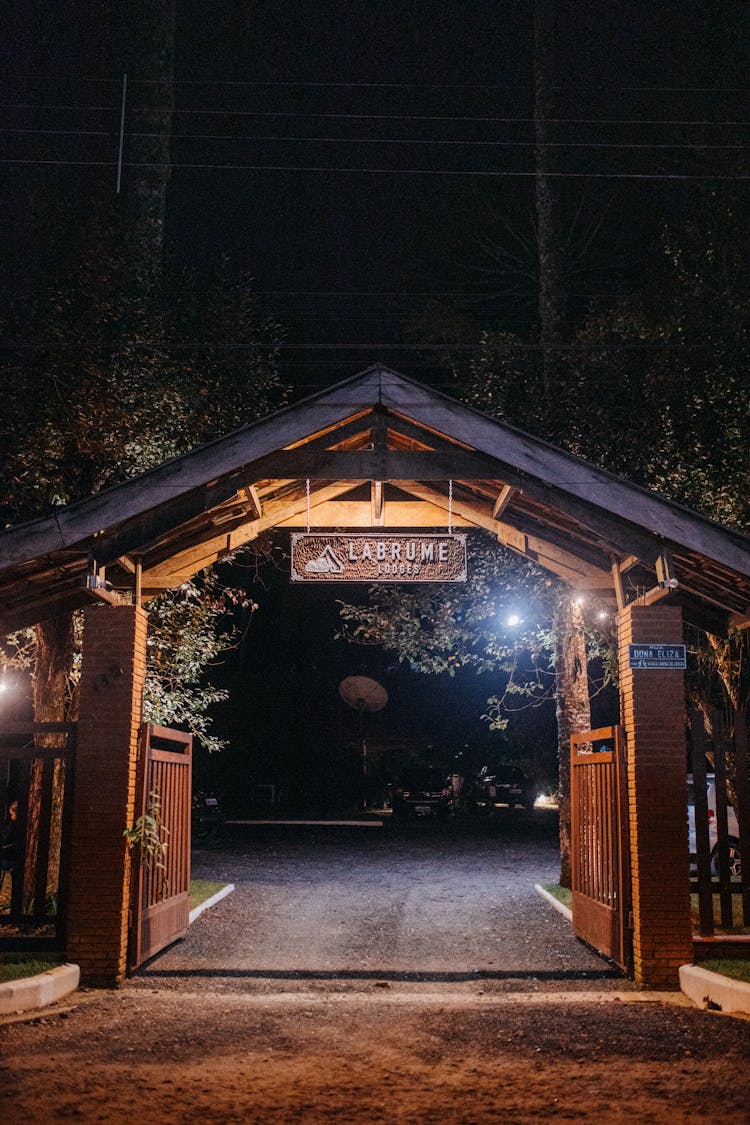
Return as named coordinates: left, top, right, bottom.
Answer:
left=3, top=812, right=750, bottom=1123
left=134, top=811, right=629, bottom=992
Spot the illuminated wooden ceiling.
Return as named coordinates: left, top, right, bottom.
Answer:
left=0, top=366, right=748, bottom=635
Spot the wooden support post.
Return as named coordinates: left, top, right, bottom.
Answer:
left=134, top=558, right=142, bottom=609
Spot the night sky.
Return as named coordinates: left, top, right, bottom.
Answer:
left=5, top=2, right=746, bottom=389
left=3, top=3, right=745, bottom=801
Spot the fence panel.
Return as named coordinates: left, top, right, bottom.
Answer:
left=0, top=723, right=76, bottom=950
left=690, top=709, right=749, bottom=935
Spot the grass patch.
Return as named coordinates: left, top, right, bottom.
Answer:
left=0, top=955, right=62, bottom=983
left=189, top=879, right=225, bottom=911
left=699, top=958, right=750, bottom=984
left=690, top=894, right=750, bottom=935
left=541, top=883, right=572, bottom=909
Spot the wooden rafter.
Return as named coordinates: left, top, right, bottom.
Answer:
left=391, top=480, right=614, bottom=589
left=492, top=484, right=516, bottom=520
left=143, top=481, right=364, bottom=584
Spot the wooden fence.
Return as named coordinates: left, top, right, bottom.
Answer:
left=690, top=709, right=749, bottom=936
left=0, top=722, right=77, bottom=950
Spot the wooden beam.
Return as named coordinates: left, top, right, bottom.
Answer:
left=277, top=500, right=474, bottom=528
left=378, top=374, right=750, bottom=577
left=0, top=376, right=384, bottom=570
left=611, top=560, right=626, bottom=612
left=371, top=481, right=385, bottom=526
left=284, top=412, right=373, bottom=453
left=236, top=485, right=262, bottom=518
left=639, top=585, right=674, bottom=606
left=144, top=481, right=364, bottom=582
left=393, top=480, right=614, bottom=588
left=242, top=447, right=669, bottom=563
left=501, top=509, right=613, bottom=573
left=0, top=581, right=122, bottom=635
left=371, top=405, right=388, bottom=452
left=492, top=484, right=516, bottom=520
left=246, top=447, right=501, bottom=482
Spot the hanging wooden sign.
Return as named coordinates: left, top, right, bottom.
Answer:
left=290, top=532, right=468, bottom=583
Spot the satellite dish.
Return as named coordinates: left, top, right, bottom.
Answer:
left=339, top=675, right=388, bottom=713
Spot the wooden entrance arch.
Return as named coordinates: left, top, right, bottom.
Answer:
left=0, top=366, right=748, bottom=986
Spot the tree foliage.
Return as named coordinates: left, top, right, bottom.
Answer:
left=337, top=536, right=616, bottom=737
left=144, top=575, right=258, bottom=754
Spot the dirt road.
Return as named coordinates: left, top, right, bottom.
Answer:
left=2, top=817, right=749, bottom=1123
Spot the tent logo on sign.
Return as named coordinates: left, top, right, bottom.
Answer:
left=304, top=545, right=345, bottom=575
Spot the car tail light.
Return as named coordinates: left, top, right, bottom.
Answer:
left=442, top=788, right=452, bottom=797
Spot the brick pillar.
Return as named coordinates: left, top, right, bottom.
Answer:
left=67, top=605, right=148, bottom=986
left=618, top=603, right=693, bottom=987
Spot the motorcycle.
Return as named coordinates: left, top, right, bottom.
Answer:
left=191, top=791, right=223, bottom=841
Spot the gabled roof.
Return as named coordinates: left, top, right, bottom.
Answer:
left=0, top=365, right=748, bottom=634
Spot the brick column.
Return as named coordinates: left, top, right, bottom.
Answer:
left=618, top=603, right=692, bottom=987
left=67, top=605, right=148, bottom=986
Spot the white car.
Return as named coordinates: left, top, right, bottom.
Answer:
left=687, top=776, right=742, bottom=878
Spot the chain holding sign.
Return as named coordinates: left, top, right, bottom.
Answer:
left=290, top=533, right=468, bottom=583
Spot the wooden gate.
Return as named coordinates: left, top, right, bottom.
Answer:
left=129, top=723, right=192, bottom=971
left=570, top=725, right=631, bottom=972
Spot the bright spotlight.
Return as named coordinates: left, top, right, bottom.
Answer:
left=506, top=613, right=521, bottom=628
left=597, top=610, right=608, bottom=621
left=572, top=594, right=585, bottom=607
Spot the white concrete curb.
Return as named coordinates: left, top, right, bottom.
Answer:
left=189, top=882, right=235, bottom=924
left=534, top=883, right=573, bottom=921
left=679, top=964, right=750, bottom=1017
left=0, top=963, right=80, bottom=1016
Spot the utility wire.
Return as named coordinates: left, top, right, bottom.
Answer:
left=2, top=102, right=747, bottom=127
left=7, top=74, right=749, bottom=92
left=5, top=158, right=746, bottom=180
left=2, top=126, right=745, bottom=151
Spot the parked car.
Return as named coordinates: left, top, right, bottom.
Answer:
left=474, top=766, right=536, bottom=811
left=687, top=776, right=742, bottom=878
left=191, top=790, right=224, bottom=840
left=391, top=768, right=454, bottom=820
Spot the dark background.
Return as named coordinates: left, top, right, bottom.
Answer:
left=5, top=2, right=746, bottom=389
left=3, top=2, right=745, bottom=807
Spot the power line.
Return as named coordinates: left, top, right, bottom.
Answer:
left=5, top=158, right=746, bottom=181
left=3, top=126, right=745, bottom=152
left=2, top=102, right=747, bottom=127
left=8, top=74, right=749, bottom=93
